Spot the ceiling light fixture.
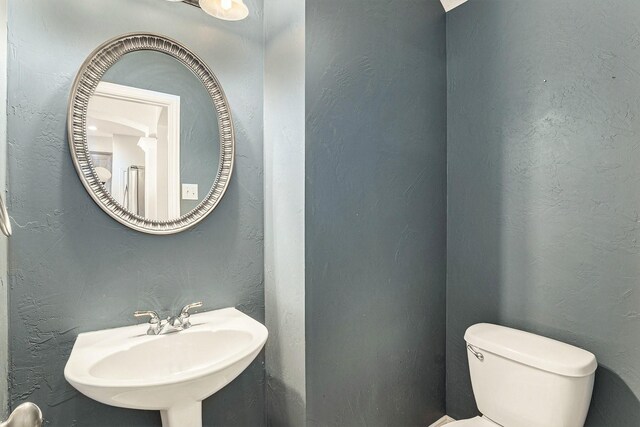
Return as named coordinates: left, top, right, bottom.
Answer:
left=198, top=0, right=248, bottom=21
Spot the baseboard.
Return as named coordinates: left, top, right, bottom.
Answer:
left=429, top=415, right=456, bottom=427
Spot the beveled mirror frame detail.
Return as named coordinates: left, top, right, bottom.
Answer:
left=68, top=33, right=234, bottom=235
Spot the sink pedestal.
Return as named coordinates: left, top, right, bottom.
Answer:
left=160, top=401, right=202, bottom=427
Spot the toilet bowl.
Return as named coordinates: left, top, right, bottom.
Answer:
left=449, top=323, right=597, bottom=427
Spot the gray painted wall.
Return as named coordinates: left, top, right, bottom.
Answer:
left=447, top=0, right=640, bottom=424
left=264, top=0, right=306, bottom=426
left=305, top=0, right=447, bottom=425
left=7, top=0, right=264, bottom=425
left=102, top=50, right=221, bottom=215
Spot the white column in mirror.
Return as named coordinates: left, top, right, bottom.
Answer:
left=138, top=137, right=158, bottom=220
left=165, top=94, right=180, bottom=220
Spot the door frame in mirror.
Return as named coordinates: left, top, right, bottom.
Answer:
left=68, top=33, right=234, bottom=234
left=92, top=81, right=182, bottom=219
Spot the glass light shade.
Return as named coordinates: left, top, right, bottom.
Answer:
left=94, top=167, right=112, bottom=183
left=199, top=0, right=249, bottom=21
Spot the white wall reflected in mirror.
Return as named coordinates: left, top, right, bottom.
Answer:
left=87, top=82, right=181, bottom=221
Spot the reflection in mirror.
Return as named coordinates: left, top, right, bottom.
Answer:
left=86, top=51, right=220, bottom=221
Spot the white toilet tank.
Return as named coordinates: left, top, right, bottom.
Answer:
left=465, top=324, right=597, bottom=427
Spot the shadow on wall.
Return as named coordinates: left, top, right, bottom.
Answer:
left=585, top=365, right=640, bottom=426
left=266, top=376, right=304, bottom=427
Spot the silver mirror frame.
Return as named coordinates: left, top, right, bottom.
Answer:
left=68, top=33, right=234, bottom=235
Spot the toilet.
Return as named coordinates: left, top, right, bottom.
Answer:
left=450, top=323, right=597, bottom=427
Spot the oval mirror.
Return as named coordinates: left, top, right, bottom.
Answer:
left=68, top=34, right=234, bottom=234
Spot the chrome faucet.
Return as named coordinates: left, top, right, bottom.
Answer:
left=134, top=302, right=203, bottom=335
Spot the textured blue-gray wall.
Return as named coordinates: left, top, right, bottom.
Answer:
left=447, top=1, right=640, bottom=424
left=305, top=0, right=447, bottom=425
left=7, top=0, right=264, bottom=425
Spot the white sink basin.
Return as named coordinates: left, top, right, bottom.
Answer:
left=65, top=308, right=268, bottom=427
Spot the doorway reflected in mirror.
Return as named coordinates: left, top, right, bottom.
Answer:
left=87, top=82, right=181, bottom=221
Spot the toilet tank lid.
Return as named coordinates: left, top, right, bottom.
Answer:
left=464, top=323, right=597, bottom=377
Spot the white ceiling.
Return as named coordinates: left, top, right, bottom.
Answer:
left=440, top=0, right=469, bottom=12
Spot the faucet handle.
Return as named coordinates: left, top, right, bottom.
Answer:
left=180, top=302, right=203, bottom=318
left=134, top=310, right=161, bottom=323
left=134, top=310, right=162, bottom=335
left=179, top=302, right=203, bottom=329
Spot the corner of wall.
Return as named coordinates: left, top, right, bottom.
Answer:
left=264, top=0, right=306, bottom=425
left=440, top=0, right=469, bottom=13
left=0, top=0, right=7, bottom=418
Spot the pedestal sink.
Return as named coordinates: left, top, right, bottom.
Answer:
left=65, top=307, right=268, bottom=427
